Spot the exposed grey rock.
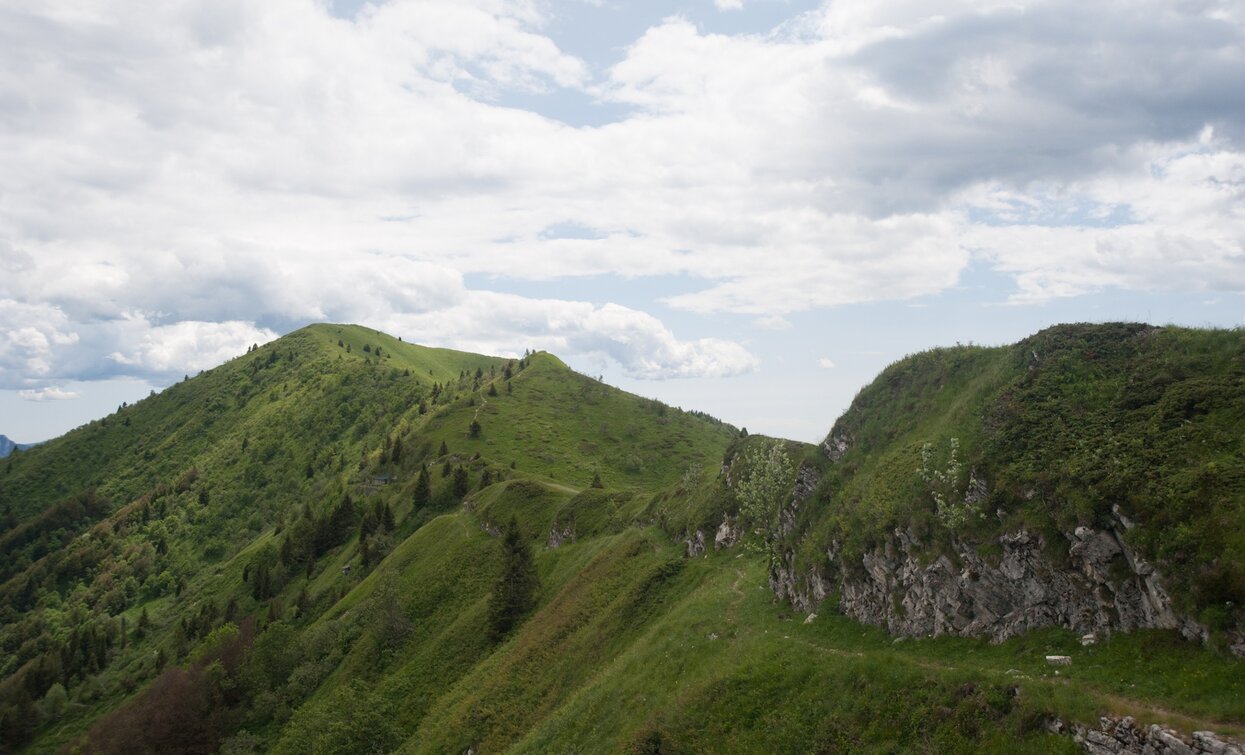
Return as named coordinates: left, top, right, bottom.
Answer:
left=1152, top=727, right=1197, bottom=755
left=779, top=494, right=1211, bottom=647
left=1066, top=716, right=1244, bottom=755
left=964, top=471, right=989, bottom=508
left=822, top=433, right=851, bottom=462
left=1230, top=635, right=1245, bottom=659
left=793, top=463, right=821, bottom=504
left=547, top=525, right=575, bottom=549
left=768, top=465, right=829, bottom=610
left=684, top=529, right=706, bottom=558
left=1192, top=731, right=1243, bottom=755
left=777, top=464, right=821, bottom=538
left=714, top=516, right=740, bottom=549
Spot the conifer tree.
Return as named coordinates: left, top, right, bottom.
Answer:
left=487, top=516, right=538, bottom=642
left=452, top=466, right=470, bottom=498
left=413, top=466, right=431, bottom=508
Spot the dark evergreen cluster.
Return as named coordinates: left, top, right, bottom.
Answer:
left=487, top=517, right=539, bottom=642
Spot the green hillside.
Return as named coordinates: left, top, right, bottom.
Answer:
left=784, top=323, right=1245, bottom=634
left=1, top=322, right=1243, bottom=754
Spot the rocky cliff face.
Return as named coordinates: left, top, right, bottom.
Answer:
left=771, top=506, right=1226, bottom=651
left=834, top=519, right=1205, bottom=645
left=769, top=443, right=1244, bottom=655
left=1053, top=715, right=1244, bottom=755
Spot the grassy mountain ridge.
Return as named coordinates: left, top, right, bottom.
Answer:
left=786, top=323, right=1245, bottom=639
left=0, top=323, right=741, bottom=752
left=1, top=322, right=1242, bottom=754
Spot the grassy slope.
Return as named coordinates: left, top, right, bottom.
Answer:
left=0, top=324, right=738, bottom=752
left=794, top=323, right=1245, bottom=633
left=0, top=324, right=500, bottom=519
left=273, top=506, right=1245, bottom=753
left=4, top=322, right=1244, bottom=754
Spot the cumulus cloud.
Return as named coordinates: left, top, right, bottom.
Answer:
left=0, top=0, right=1242, bottom=388
left=18, top=386, right=81, bottom=401
left=962, top=130, right=1245, bottom=301
left=108, top=317, right=280, bottom=375
left=374, top=293, right=759, bottom=379
left=0, top=301, right=80, bottom=385
left=817, top=357, right=836, bottom=369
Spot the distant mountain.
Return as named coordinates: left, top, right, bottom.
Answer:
left=0, top=434, right=33, bottom=459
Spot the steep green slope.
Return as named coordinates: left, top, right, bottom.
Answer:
left=784, top=323, right=1245, bottom=641
left=2, top=321, right=1243, bottom=755
left=0, top=324, right=498, bottom=519
left=0, top=323, right=738, bottom=753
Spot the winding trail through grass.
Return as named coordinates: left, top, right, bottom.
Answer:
left=721, top=563, right=1243, bottom=739
left=725, top=569, right=746, bottom=625
left=784, top=619, right=1245, bottom=738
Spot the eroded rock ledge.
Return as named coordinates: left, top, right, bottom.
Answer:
left=769, top=467, right=1228, bottom=653
left=1049, top=715, right=1243, bottom=755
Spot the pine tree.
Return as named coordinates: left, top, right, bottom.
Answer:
left=469, top=420, right=481, bottom=438
left=591, top=470, right=604, bottom=489
left=487, top=516, right=538, bottom=642
left=413, top=466, right=431, bottom=508
left=439, top=440, right=449, bottom=456
left=452, top=467, right=470, bottom=498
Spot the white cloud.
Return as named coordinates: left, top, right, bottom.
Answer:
left=961, top=133, right=1245, bottom=301
left=108, top=317, right=279, bottom=375
left=18, top=386, right=81, bottom=401
left=715, top=0, right=745, bottom=10
left=0, top=301, right=80, bottom=385
left=373, top=293, right=759, bottom=379
left=0, top=0, right=1242, bottom=389
left=817, top=357, right=836, bottom=369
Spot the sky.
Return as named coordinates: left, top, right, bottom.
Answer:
left=1, top=0, right=1243, bottom=444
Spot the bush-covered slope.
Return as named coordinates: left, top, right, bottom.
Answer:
left=2, top=321, right=1243, bottom=754
left=0, top=323, right=738, bottom=752
left=781, top=323, right=1245, bottom=644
